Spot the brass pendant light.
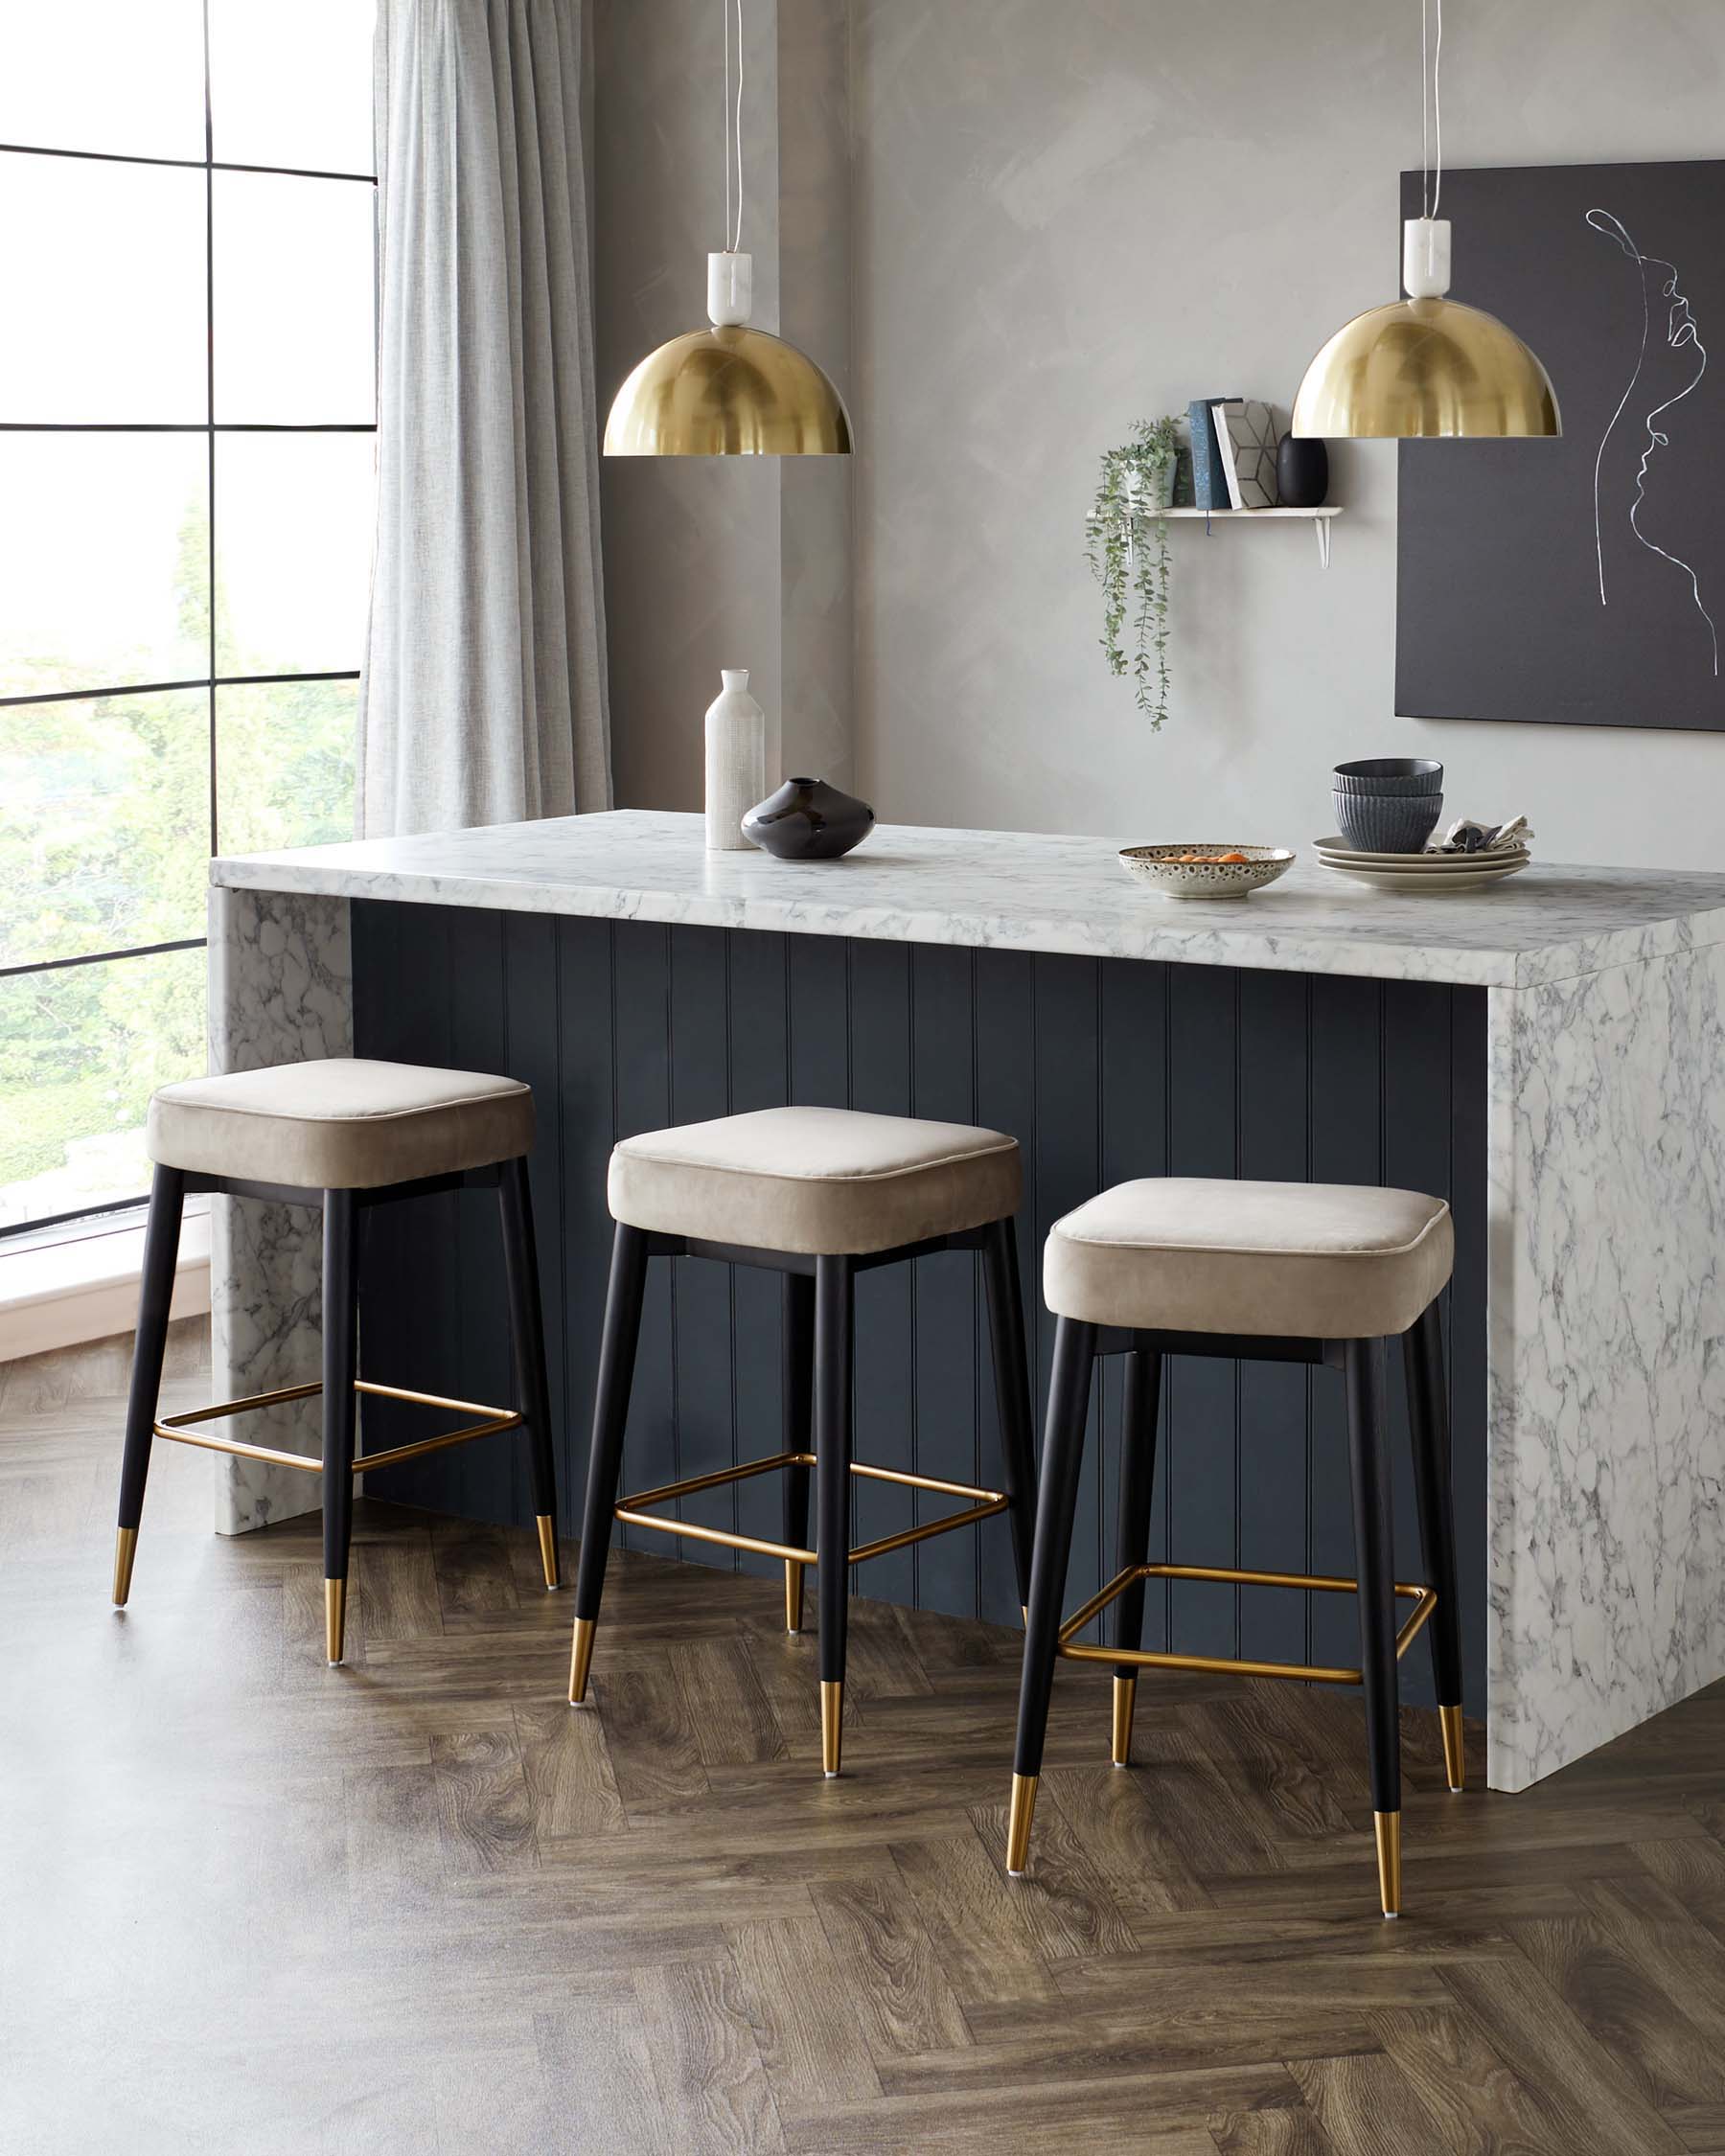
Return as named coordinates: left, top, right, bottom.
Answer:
left=1292, top=0, right=1559, bottom=441
left=604, top=0, right=851, bottom=457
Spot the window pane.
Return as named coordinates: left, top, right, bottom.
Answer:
left=1, top=692, right=208, bottom=969
left=209, top=0, right=377, bottom=177
left=0, top=435, right=209, bottom=702
left=0, top=3, right=205, bottom=164
left=0, top=158, right=206, bottom=423
left=213, top=171, right=375, bottom=423
left=0, top=947, right=204, bottom=1230
left=216, top=433, right=375, bottom=676
left=217, top=678, right=356, bottom=856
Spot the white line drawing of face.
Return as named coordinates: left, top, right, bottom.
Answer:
left=1586, top=207, right=1718, bottom=677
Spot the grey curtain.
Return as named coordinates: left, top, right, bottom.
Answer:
left=361, top=0, right=610, bottom=836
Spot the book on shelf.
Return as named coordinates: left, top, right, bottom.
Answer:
left=1187, top=397, right=1237, bottom=511
left=1210, top=401, right=1279, bottom=510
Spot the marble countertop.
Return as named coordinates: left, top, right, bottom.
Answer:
left=210, top=810, right=1725, bottom=989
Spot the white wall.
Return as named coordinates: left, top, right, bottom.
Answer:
left=849, top=0, right=1725, bottom=865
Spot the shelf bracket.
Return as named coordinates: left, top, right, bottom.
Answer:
left=1316, top=516, right=1332, bottom=569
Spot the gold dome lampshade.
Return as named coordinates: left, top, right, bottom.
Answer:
left=605, top=321, right=852, bottom=457
left=1293, top=218, right=1559, bottom=440
left=1292, top=294, right=1559, bottom=439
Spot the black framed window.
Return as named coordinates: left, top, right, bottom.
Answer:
left=0, top=2, right=377, bottom=1233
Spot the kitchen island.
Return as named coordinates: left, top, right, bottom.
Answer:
left=206, top=811, right=1725, bottom=1791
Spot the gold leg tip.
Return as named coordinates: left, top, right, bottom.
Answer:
left=111, top=1525, right=139, bottom=1606
left=324, top=1577, right=348, bottom=1665
left=568, top=1616, right=597, bottom=1705
left=784, top=1560, right=805, bottom=1636
left=1439, top=1704, right=1466, bottom=1794
left=820, top=1680, right=843, bottom=1778
left=1111, top=1674, right=1137, bottom=1769
left=1374, top=1810, right=1403, bottom=1919
left=1005, top=1772, right=1039, bottom=1874
left=536, top=1515, right=561, bottom=1591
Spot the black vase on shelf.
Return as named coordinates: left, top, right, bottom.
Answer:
left=742, top=777, right=875, bottom=860
left=1276, top=432, right=1329, bottom=509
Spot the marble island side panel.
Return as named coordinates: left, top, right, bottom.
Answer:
left=1486, top=937, right=1725, bottom=1790
left=208, top=884, right=353, bottom=1533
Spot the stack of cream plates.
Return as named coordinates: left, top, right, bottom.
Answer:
left=1314, top=837, right=1530, bottom=894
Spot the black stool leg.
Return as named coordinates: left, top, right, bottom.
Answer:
left=1404, top=1297, right=1466, bottom=1793
left=815, top=1255, right=854, bottom=1775
left=982, top=1218, right=1037, bottom=1617
left=1007, top=1316, right=1096, bottom=1873
left=498, top=1156, right=561, bottom=1591
left=782, top=1272, right=815, bottom=1634
left=569, top=1224, right=650, bottom=1703
left=112, top=1165, right=186, bottom=1606
left=1345, top=1337, right=1403, bottom=1917
left=1110, top=1344, right=1163, bottom=1767
left=321, top=1190, right=360, bottom=1665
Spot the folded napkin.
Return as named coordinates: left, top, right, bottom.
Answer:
left=1438, top=815, right=1531, bottom=856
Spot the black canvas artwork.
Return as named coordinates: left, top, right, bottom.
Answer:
left=1395, top=159, right=1725, bottom=732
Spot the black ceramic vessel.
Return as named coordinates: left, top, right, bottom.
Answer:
left=743, top=777, right=876, bottom=860
left=1275, top=432, right=1328, bottom=510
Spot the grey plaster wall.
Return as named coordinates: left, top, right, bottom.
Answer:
left=850, top=0, right=1725, bottom=864
left=594, top=1, right=1725, bottom=864
left=593, top=0, right=853, bottom=810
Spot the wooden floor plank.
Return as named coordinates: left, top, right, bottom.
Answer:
left=1368, top=1999, right=1579, bottom=2155
left=535, top=2000, right=673, bottom=2154
left=673, top=1634, right=790, bottom=1766
left=890, top=1828, right=1065, bottom=2006
left=809, top=1871, right=974, bottom=2059
left=633, top=1957, right=788, bottom=2152
left=358, top=1533, right=442, bottom=1643
left=1208, top=2105, right=1340, bottom=2155
left=1439, top=1955, right=1692, bottom=2155
left=730, top=1912, right=884, bottom=2112
left=428, top=1727, right=538, bottom=1876
left=1509, top=1903, right=1725, bottom=2115
left=1045, top=1762, right=1217, bottom=1922
left=515, top=1695, right=628, bottom=1843
left=1291, top=2048, right=1451, bottom=2156
left=970, top=1785, right=1141, bottom=1961
left=595, top=1657, right=712, bottom=1816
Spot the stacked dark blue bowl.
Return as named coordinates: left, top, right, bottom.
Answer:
left=1332, top=759, right=1443, bottom=854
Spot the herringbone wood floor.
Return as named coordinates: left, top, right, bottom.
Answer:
left=7, top=1328, right=1725, bottom=2153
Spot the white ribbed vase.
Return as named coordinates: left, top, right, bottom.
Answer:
left=704, top=669, right=768, bottom=853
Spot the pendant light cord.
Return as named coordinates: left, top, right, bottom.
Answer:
left=722, top=0, right=745, bottom=252
left=1420, top=0, right=1444, bottom=218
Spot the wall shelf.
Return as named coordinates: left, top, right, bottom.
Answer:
left=1090, top=504, right=1342, bottom=568
left=1163, top=506, right=1341, bottom=566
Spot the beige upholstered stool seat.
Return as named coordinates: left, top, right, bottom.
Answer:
left=147, top=1059, right=535, bottom=1190
left=1045, top=1178, right=1453, bottom=1340
left=609, top=1106, right=1022, bottom=1255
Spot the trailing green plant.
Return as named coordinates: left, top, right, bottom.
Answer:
left=1086, top=415, right=1181, bottom=730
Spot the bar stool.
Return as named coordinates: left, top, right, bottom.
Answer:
left=567, top=1106, right=1036, bottom=1776
left=1006, top=1178, right=1464, bottom=1919
left=112, top=1059, right=562, bottom=1662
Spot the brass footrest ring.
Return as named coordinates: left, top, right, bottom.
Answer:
left=153, top=1379, right=521, bottom=1477
left=1055, top=1561, right=1437, bottom=1686
left=614, top=1450, right=1009, bottom=1570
